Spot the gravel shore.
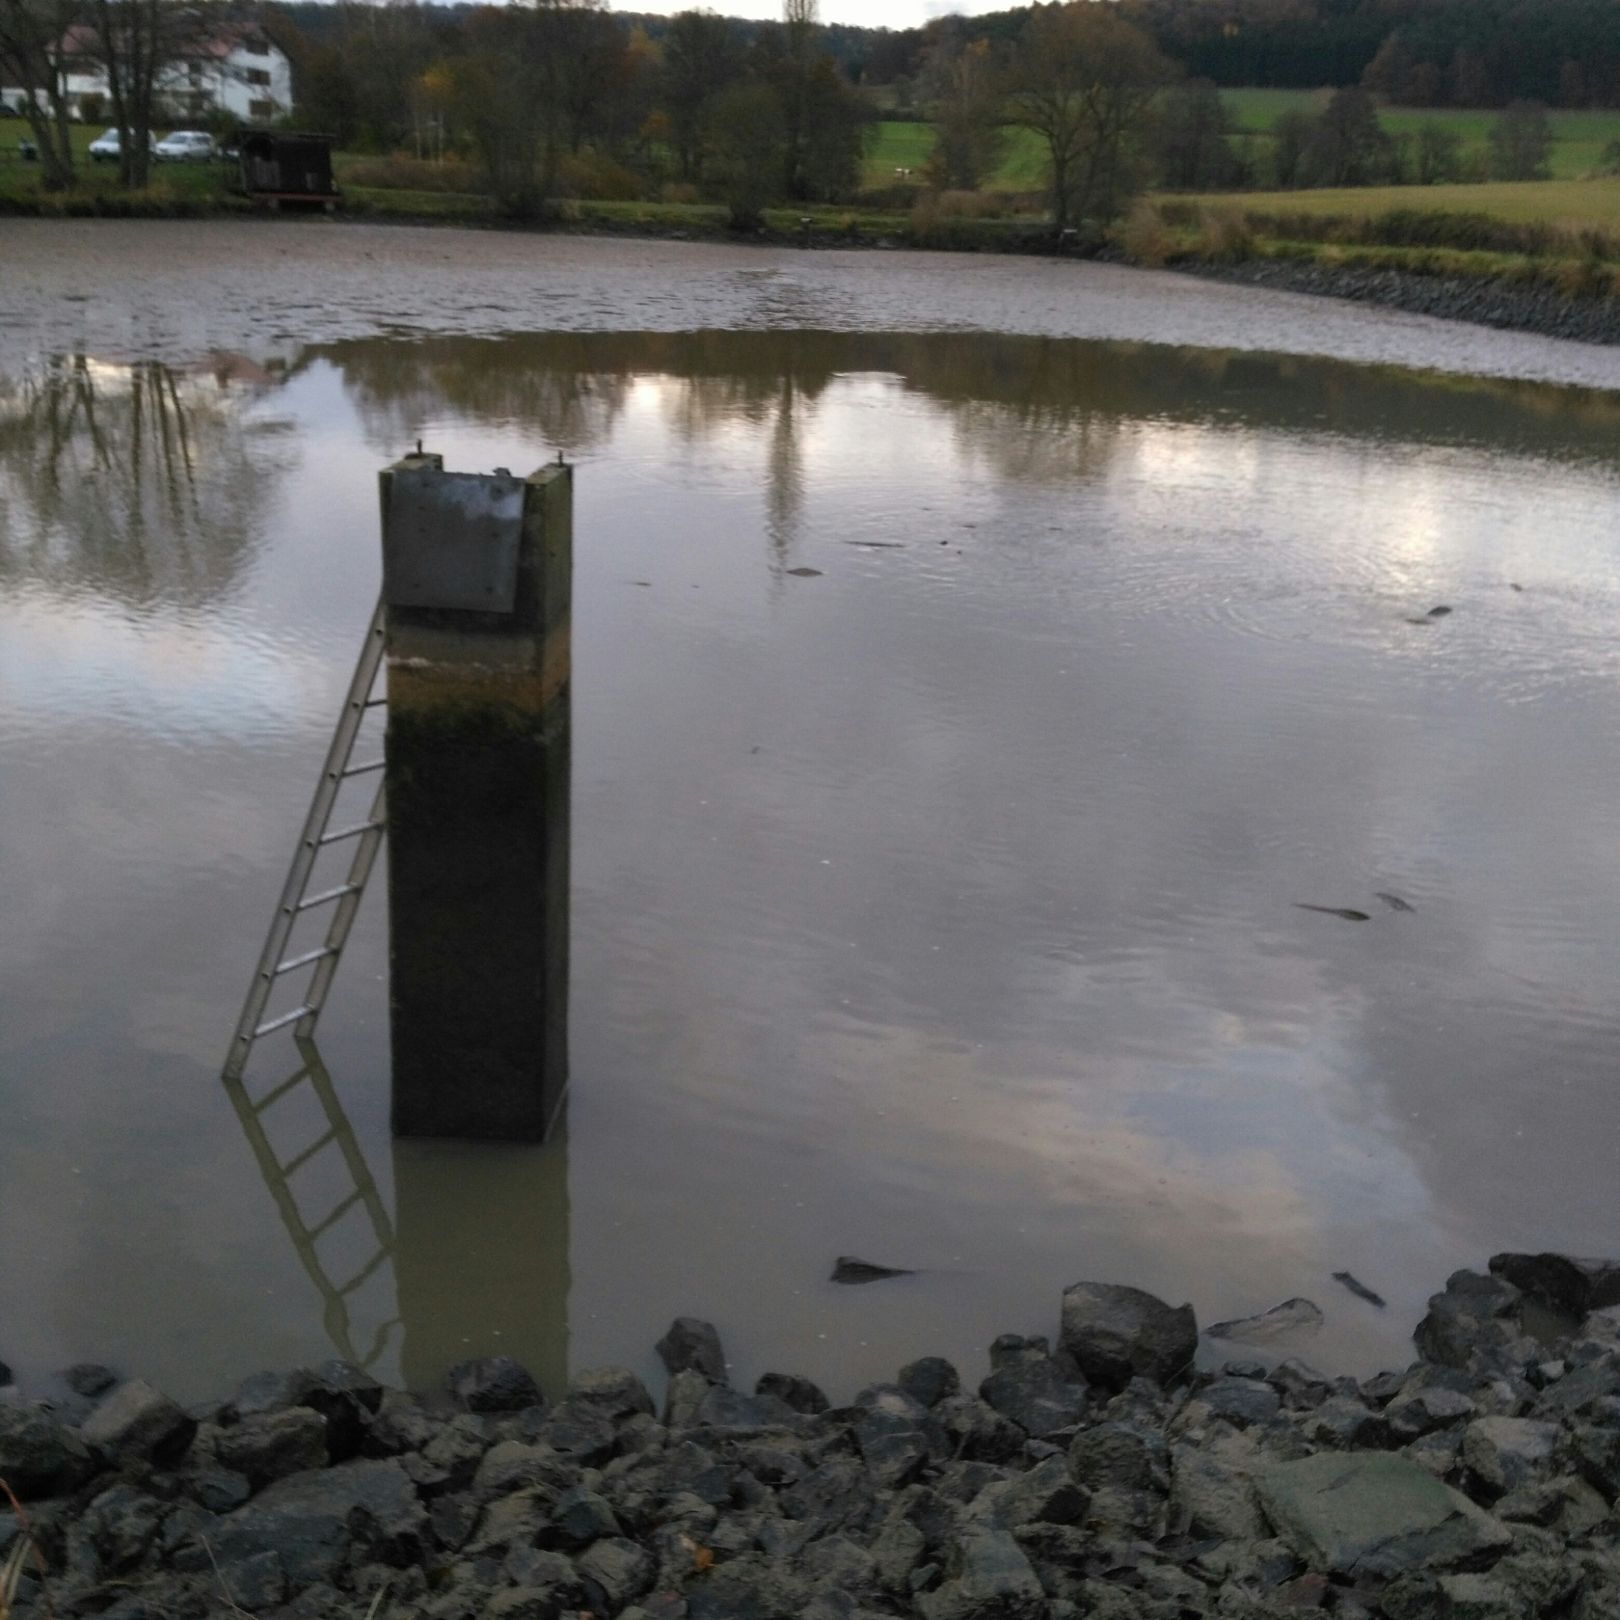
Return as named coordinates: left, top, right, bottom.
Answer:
left=1188, top=260, right=1620, bottom=348
left=3, top=1252, right=1618, bottom=1619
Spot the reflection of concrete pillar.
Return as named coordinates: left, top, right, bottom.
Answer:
left=381, top=455, right=571, bottom=1141
left=392, top=1131, right=570, bottom=1398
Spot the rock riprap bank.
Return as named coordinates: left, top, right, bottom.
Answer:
left=3, top=1255, right=1619, bottom=1620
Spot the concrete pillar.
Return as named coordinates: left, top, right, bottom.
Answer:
left=380, top=454, right=571, bottom=1141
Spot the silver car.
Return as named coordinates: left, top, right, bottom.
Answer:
left=154, top=129, right=216, bottom=162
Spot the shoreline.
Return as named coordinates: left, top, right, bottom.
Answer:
left=4, top=1252, right=1618, bottom=1619
left=6, top=197, right=1620, bottom=351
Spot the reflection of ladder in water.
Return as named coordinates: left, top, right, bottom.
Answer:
left=224, top=599, right=388, bottom=1080
left=222, top=1037, right=400, bottom=1369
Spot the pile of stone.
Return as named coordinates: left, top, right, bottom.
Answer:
left=2, top=1254, right=1619, bottom=1620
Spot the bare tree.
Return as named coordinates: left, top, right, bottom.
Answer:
left=1006, top=3, right=1172, bottom=234
left=661, top=9, right=745, bottom=182
left=84, top=0, right=211, bottom=188
left=0, top=0, right=82, bottom=190
left=921, top=36, right=1004, bottom=192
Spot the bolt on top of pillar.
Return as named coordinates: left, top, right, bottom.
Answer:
left=379, top=455, right=572, bottom=1144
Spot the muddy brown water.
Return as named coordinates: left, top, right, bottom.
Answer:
left=3, top=223, right=1620, bottom=1403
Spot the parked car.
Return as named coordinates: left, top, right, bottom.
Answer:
left=88, top=128, right=124, bottom=163
left=154, top=130, right=216, bottom=163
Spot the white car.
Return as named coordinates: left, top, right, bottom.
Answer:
left=154, top=130, right=216, bottom=163
left=88, top=128, right=124, bottom=163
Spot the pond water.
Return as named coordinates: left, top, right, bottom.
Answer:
left=4, top=326, right=1620, bottom=1404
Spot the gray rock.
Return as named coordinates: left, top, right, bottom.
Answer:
left=207, top=1457, right=425, bottom=1584
left=1380, top=1570, right=1531, bottom=1620
left=797, top=1533, right=877, bottom=1591
left=185, top=1465, right=252, bottom=1513
left=81, top=1379, right=197, bottom=1468
left=754, top=1372, right=828, bottom=1415
left=685, top=1552, right=807, bottom=1619
left=1068, top=1420, right=1167, bottom=1494
left=1059, top=1281, right=1198, bottom=1390
left=1404, top=1427, right=1466, bottom=1479
left=855, top=1413, right=931, bottom=1489
left=978, top=1358, right=1088, bottom=1438
left=1461, top=1417, right=1560, bottom=1497
left=1187, top=1376, right=1282, bottom=1430
left=1299, top=1396, right=1389, bottom=1450
left=932, top=1394, right=1027, bottom=1463
left=0, top=1404, right=95, bottom=1498
left=63, top=1363, right=118, bottom=1399
left=215, top=1407, right=329, bottom=1487
left=446, top=1355, right=543, bottom=1414
left=465, top=1484, right=553, bottom=1556
left=1489, top=1252, right=1620, bottom=1319
left=853, top=1382, right=933, bottom=1424
left=532, top=1400, right=617, bottom=1464
left=1257, top=1451, right=1511, bottom=1577
left=693, top=1385, right=798, bottom=1435
left=214, top=1549, right=288, bottom=1611
left=568, top=1366, right=656, bottom=1422
left=541, top=1483, right=620, bottom=1548
left=897, top=1357, right=960, bottom=1408
left=965, top=1453, right=1088, bottom=1529
left=1415, top=1272, right=1526, bottom=1370
left=987, top=1333, right=1051, bottom=1370
left=870, top=1516, right=928, bottom=1592
left=919, top=1526, right=1045, bottom=1620
left=656, top=1318, right=727, bottom=1384
left=1385, top=1386, right=1479, bottom=1441
left=665, top=1367, right=714, bottom=1428
left=1170, top=1446, right=1265, bottom=1541
left=470, top=1438, right=570, bottom=1498
left=576, top=1535, right=654, bottom=1610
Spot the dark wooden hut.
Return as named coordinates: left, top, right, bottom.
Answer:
left=234, top=130, right=339, bottom=208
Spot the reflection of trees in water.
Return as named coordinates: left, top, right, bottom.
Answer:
left=0, top=354, right=287, bottom=607
left=309, top=327, right=1620, bottom=556
left=307, top=337, right=636, bottom=459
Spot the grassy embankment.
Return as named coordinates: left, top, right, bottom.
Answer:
left=1149, top=91, right=1620, bottom=294
left=5, top=96, right=1620, bottom=298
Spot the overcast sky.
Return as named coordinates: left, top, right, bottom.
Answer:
left=610, top=1, right=1004, bottom=25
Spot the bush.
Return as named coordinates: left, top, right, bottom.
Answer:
left=339, top=154, right=482, bottom=193
left=1118, top=198, right=1173, bottom=265
left=555, top=151, right=645, bottom=202
left=1194, top=205, right=1255, bottom=261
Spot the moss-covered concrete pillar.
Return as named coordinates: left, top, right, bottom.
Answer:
left=380, top=454, right=571, bottom=1141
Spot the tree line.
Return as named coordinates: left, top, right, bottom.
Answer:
left=906, top=0, right=1620, bottom=113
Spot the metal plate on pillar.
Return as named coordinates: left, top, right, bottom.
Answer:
left=383, top=468, right=524, bottom=613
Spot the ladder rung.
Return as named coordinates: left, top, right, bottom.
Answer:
left=338, top=759, right=385, bottom=778
left=279, top=1128, right=339, bottom=1178
left=254, top=1005, right=315, bottom=1037
left=270, top=945, right=339, bottom=977
left=292, top=883, right=362, bottom=913
left=250, top=1065, right=313, bottom=1110
left=337, top=1246, right=392, bottom=1295
left=315, top=820, right=385, bottom=847
left=363, top=697, right=387, bottom=708
left=308, top=1189, right=364, bottom=1240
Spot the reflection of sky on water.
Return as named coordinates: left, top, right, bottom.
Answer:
left=2, top=332, right=1619, bottom=1399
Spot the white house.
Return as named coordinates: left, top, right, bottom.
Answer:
left=3, top=24, right=292, bottom=125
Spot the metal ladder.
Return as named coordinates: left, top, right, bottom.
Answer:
left=223, top=1037, right=401, bottom=1369
left=224, top=599, right=388, bottom=1080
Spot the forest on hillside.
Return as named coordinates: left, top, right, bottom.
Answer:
left=265, top=0, right=1620, bottom=112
